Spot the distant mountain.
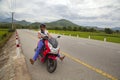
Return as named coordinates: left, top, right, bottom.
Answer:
left=0, top=18, right=17, bottom=23
left=111, top=27, right=120, bottom=31
left=29, top=22, right=41, bottom=27
left=1, top=18, right=119, bottom=31
left=46, top=19, right=79, bottom=28
left=16, top=20, right=31, bottom=26
left=85, top=26, right=104, bottom=30
left=0, top=18, right=4, bottom=22
left=29, top=19, right=80, bottom=28
left=0, top=18, right=31, bottom=26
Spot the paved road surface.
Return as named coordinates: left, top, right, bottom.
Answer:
left=17, top=29, right=120, bottom=80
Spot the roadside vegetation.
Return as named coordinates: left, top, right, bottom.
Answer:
left=0, top=23, right=16, bottom=48
left=49, top=30, right=120, bottom=43
left=0, top=28, right=14, bottom=49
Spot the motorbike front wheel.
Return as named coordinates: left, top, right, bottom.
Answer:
left=47, top=58, right=57, bottom=73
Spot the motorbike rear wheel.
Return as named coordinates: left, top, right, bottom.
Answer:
left=47, top=58, right=57, bottom=73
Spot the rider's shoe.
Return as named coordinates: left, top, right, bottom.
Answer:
left=30, top=59, right=34, bottom=65
left=60, top=56, right=65, bottom=61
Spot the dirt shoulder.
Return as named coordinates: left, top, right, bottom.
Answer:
left=0, top=32, right=31, bottom=80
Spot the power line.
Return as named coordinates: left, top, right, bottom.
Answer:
left=9, top=0, right=16, bottom=29
left=7, top=0, right=11, bottom=11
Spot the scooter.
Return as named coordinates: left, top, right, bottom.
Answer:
left=35, top=36, right=61, bottom=73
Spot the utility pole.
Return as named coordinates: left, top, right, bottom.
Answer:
left=12, top=12, right=14, bottom=30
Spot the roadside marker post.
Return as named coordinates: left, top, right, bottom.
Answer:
left=104, top=38, right=106, bottom=42
left=16, top=31, right=20, bottom=57
left=77, top=34, right=79, bottom=38
left=88, top=35, right=91, bottom=39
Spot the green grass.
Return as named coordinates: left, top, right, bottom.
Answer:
left=0, top=29, right=8, bottom=40
left=48, top=30, right=120, bottom=43
left=0, top=29, right=13, bottom=49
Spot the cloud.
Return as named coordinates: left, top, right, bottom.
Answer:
left=0, top=0, right=120, bottom=27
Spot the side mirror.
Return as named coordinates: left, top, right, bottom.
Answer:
left=57, top=36, right=61, bottom=38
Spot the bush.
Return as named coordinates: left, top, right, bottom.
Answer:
left=104, top=28, right=113, bottom=34
left=8, top=29, right=15, bottom=32
left=3, top=33, right=7, bottom=38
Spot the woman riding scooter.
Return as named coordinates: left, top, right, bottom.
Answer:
left=30, top=24, right=65, bottom=65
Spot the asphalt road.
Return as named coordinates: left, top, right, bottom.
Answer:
left=17, top=29, right=120, bottom=80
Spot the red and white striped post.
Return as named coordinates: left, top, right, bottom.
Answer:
left=16, top=31, right=20, bottom=57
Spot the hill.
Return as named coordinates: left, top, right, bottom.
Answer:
left=29, top=22, right=41, bottom=27
left=28, top=19, right=80, bottom=29
left=15, top=20, right=31, bottom=26
left=1, top=18, right=119, bottom=31
left=0, top=18, right=31, bottom=26
left=111, top=27, right=120, bottom=31
left=46, top=19, right=79, bottom=28
left=0, top=18, right=79, bottom=28
left=0, top=18, right=17, bottom=23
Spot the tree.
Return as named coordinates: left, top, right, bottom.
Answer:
left=55, top=27, right=59, bottom=30
left=78, top=27, right=82, bottom=31
left=68, top=26, right=72, bottom=31
left=116, top=30, right=119, bottom=33
left=104, top=28, right=113, bottom=34
left=63, top=27, right=67, bottom=31
left=81, top=27, right=88, bottom=32
left=73, top=27, right=78, bottom=31
left=89, top=28, right=96, bottom=32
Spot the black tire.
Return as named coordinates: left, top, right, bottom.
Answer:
left=47, top=58, right=57, bottom=73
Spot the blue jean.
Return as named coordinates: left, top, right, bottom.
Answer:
left=33, top=39, right=44, bottom=61
left=33, top=39, right=61, bottom=61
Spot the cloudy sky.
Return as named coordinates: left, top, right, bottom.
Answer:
left=0, top=0, right=120, bottom=28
